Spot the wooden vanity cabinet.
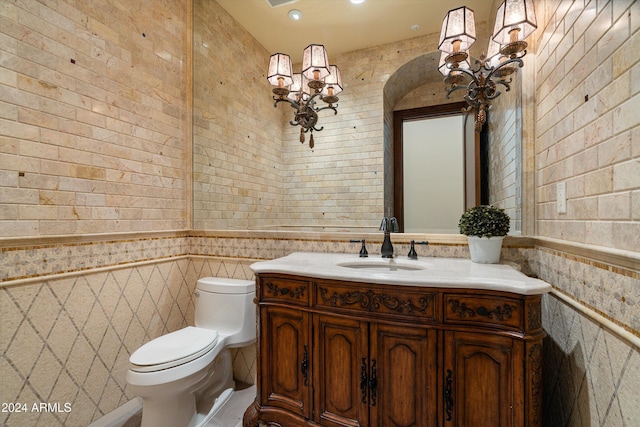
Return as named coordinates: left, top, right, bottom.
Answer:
left=244, top=274, right=545, bottom=427
left=256, top=277, right=313, bottom=423
left=260, top=305, right=312, bottom=419
left=314, top=315, right=437, bottom=427
left=443, top=331, right=520, bottom=426
left=367, top=323, right=437, bottom=427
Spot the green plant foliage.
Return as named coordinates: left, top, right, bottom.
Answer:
left=458, top=205, right=510, bottom=238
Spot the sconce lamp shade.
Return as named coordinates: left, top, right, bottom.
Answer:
left=492, top=0, right=537, bottom=45
left=486, top=37, right=502, bottom=67
left=302, top=44, right=330, bottom=81
left=322, top=65, right=343, bottom=96
left=267, top=53, right=293, bottom=87
left=438, top=51, right=470, bottom=76
left=437, top=51, right=449, bottom=76
left=288, top=73, right=311, bottom=101
left=438, top=7, right=476, bottom=54
left=288, top=73, right=302, bottom=94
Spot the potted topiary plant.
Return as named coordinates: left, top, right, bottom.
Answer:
left=458, top=205, right=510, bottom=263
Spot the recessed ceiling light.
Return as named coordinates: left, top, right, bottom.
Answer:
left=350, top=0, right=366, bottom=4
left=288, top=9, right=302, bottom=20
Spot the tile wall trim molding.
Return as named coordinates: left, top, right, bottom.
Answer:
left=0, top=255, right=191, bottom=289
left=0, top=230, right=191, bottom=249
left=189, top=229, right=536, bottom=248
left=1, top=254, right=260, bottom=289
left=549, top=289, right=640, bottom=352
left=1, top=232, right=191, bottom=283
left=534, top=237, right=640, bottom=275
left=1, top=229, right=537, bottom=249
left=189, top=229, right=470, bottom=245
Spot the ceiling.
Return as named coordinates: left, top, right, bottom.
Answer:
left=215, top=0, right=496, bottom=63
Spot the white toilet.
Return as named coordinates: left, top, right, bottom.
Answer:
left=126, top=277, right=256, bottom=427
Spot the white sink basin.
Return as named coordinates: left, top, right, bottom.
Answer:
left=338, top=261, right=424, bottom=272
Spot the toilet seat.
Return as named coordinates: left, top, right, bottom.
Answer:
left=130, top=326, right=219, bottom=373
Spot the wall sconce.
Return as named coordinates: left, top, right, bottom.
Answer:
left=438, top=0, right=537, bottom=132
left=267, top=44, right=342, bottom=149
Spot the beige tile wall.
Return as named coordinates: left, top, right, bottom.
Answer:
left=533, top=0, right=639, bottom=251
left=529, top=1, right=640, bottom=425
left=192, top=0, right=284, bottom=231
left=487, top=70, right=523, bottom=232
left=394, top=80, right=465, bottom=112
left=0, top=0, right=190, bottom=238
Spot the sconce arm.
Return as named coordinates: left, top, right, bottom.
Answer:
left=446, top=83, right=470, bottom=99
left=493, top=77, right=513, bottom=92
left=273, top=96, right=300, bottom=111
left=486, top=56, right=524, bottom=81
left=315, top=104, right=338, bottom=115
left=450, top=66, right=479, bottom=84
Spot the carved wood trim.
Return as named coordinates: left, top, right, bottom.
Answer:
left=242, top=400, right=260, bottom=427
left=449, top=300, right=475, bottom=318
left=265, top=281, right=306, bottom=299
left=449, top=300, right=516, bottom=321
left=319, top=287, right=431, bottom=314
left=528, top=300, right=542, bottom=330
left=528, top=343, right=542, bottom=425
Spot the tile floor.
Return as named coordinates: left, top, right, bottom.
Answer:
left=204, top=385, right=256, bottom=427
left=101, top=384, right=256, bottom=427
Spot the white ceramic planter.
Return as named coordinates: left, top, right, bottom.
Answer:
left=467, top=236, right=505, bottom=264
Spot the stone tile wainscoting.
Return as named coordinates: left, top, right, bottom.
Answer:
left=1, top=233, right=257, bottom=427
left=2, top=231, right=638, bottom=426
left=534, top=245, right=639, bottom=425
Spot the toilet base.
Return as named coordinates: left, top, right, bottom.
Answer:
left=191, top=349, right=235, bottom=427
left=190, top=387, right=234, bottom=427
left=135, top=349, right=236, bottom=427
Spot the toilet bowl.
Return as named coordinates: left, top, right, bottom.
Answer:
left=126, top=277, right=255, bottom=427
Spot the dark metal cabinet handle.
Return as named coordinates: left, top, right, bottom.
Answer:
left=445, top=369, right=453, bottom=421
left=301, top=345, right=308, bottom=386
left=369, top=359, right=377, bottom=406
left=360, top=357, right=368, bottom=403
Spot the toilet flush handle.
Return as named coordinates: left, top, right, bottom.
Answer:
left=194, top=291, right=200, bottom=298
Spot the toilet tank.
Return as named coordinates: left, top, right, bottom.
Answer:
left=194, top=277, right=256, bottom=347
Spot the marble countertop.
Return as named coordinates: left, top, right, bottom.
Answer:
left=251, top=252, right=552, bottom=295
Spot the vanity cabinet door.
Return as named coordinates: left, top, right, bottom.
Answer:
left=443, top=331, right=523, bottom=427
left=314, top=314, right=369, bottom=427
left=370, top=323, right=437, bottom=427
left=313, top=315, right=437, bottom=427
left=260, top=306, right=312, bottom=419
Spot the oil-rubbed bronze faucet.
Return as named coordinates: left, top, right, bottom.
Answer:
left=379, top=217, right=399, bottom=258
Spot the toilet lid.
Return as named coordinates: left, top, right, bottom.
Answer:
left=130, top=326, right=219, bottom=372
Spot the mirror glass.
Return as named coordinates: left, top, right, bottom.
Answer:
left=192, top=1, right=523, bottom=233
left=402, top=114, right=467, bottom=233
